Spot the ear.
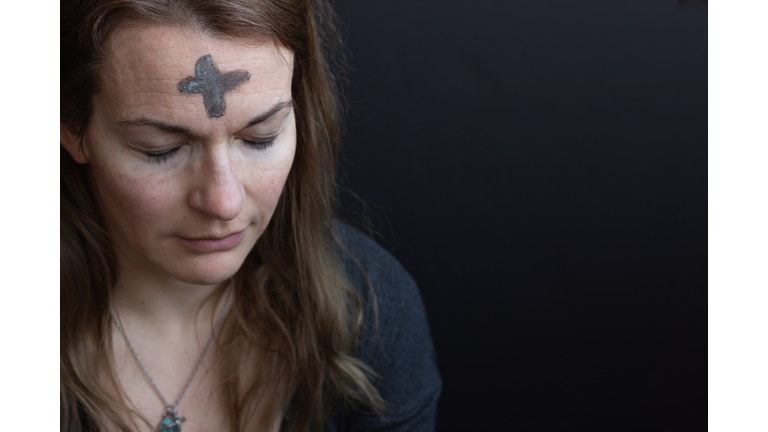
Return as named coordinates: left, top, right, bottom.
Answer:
left=60, top=122, right=89, bottom=164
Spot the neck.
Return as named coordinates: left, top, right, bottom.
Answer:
left=111, top=259, right=230, bottom=341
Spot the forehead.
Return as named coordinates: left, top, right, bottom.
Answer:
left=98, top=24, right=294, bottom=124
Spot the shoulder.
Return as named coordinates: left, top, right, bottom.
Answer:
left=334, top=221, right=427, bottom=344
left=334, top=221, right=416, bottom=303
left=331, top=221, right=442, bottom=431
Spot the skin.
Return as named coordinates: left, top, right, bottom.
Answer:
left=60, top=24, right=293, bottom=431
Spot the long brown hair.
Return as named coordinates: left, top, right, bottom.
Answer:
left=60, top=0, right=383, bottom=430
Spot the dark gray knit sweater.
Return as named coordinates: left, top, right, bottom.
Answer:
left=326, top=223, right=442, bottom=431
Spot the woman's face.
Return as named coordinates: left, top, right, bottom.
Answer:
left=62, top=25, right=296, bottom=286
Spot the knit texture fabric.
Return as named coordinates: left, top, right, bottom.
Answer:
left=326, top=222, right=442, bottom=432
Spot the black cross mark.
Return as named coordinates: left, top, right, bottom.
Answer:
left=178, top=54, right=250, bottom=118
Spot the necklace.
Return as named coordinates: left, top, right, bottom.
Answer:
left=111, top=291, right=232, bottom=432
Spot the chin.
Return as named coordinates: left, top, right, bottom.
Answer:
left=166, top=253, right=249, bottom=286
left=174, top=271, right=237, bottom=286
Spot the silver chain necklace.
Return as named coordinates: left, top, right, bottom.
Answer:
left=110, top=291, right=232, bottom=432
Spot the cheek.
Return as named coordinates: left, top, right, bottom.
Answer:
left=245, top=140, right=296, bottom=214
left=94, top=160, right=180, bottom=235
left=86, top=119, right=181, bottom=236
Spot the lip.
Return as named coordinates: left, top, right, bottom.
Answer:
left=176, top=229, right=247, bottom=252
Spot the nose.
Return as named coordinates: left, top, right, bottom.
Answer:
left=187, top=149, right=245, bottom=221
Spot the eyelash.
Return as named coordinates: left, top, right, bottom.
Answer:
left=241, top=137, right=277, bottom=151
left=146, top=147, right=181, bottom=164
left=144, top=137, right=277, bottom=164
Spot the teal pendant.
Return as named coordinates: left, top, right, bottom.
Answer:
left=158, top=408, right=185, bottom=432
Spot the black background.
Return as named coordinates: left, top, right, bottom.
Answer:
left=332, top=1, right=707, bottom=431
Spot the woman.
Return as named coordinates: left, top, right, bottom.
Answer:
left=60, top=0, right=441, bottom=431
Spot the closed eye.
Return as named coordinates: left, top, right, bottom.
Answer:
left=242, top=137, right=277, bottom=151
left=144, top=137, right=275, bottom=163
left=146, top=146, right=181, bottom=164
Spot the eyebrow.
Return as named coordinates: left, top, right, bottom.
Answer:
left=245, top=99, right=293, bottom=127
left=116, top=118, right=192, bottom=134
left=116, top=99, right=294, bottom=134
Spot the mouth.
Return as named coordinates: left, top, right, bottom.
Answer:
left=176, top=229, right=247, bottom=252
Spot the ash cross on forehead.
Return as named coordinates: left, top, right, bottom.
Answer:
left=178, top=54, right=250, bottom=118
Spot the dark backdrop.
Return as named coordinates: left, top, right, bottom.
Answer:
left=331, top=1, right=707, bottom=431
